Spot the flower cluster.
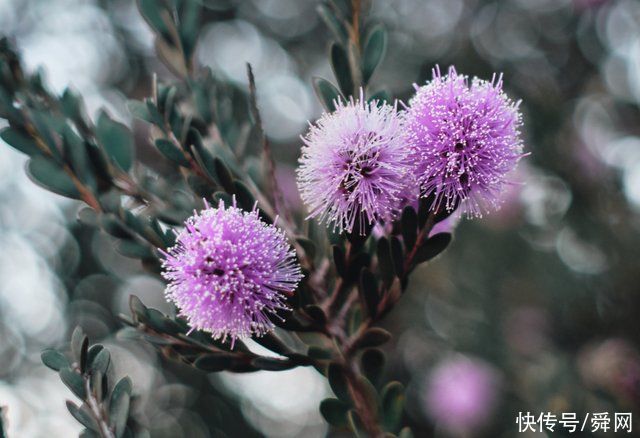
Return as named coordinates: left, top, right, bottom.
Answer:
left=297, top=66, right=525, bottom=231
left=161, top=200, right=302, bottom=345
left=297, top=94, right=413, bottom=234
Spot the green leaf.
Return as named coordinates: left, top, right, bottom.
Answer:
left=413, top=233, right=452, bottom=265
left=90, top=349, right=110, bottom=375
left=400, top=206, right=418, bottom=250
left=71, top=326, right=87, bottom=363
left=381, top=381, right=404, bottom=433
left=96, top=112, right=134, bottom=172
left=330, top=43, right=354, bottom=97
left=233, top=180, right=255, bottom=210
left=417, top=197, right=430, bottom=229
left=317, top=4, right=348, bottom=44
left=319, top=398, right=349, bottom=427
left=26, top=156, right=81, bottom=200
left=251, top=357, right=296, bottom=371
left=137, top=0, right=172, bottom=41
left=390, top=236, right=403, bottom=277
left=59, top=368, right=86, bottom=399
left=129, top=295, right=148, bottom=323
left=304, top=305, right=327, bottom=326
left=117, top=240, right=154, bottom=259
left=296, top=237, right=316, bottom=261
left=61, top=88, right=89, bottom=125
left=332, top=245, right=346, bottom=278
left=66, top=401, right=98, bottom=431
left=178, top=0, right=200, bottom=59
left=312, top=77, right=343, bottom=112
left=347, top=410, right=365, bottom=438
left=358, top=268, right=378, bottom=318
left=376, top=238, right=394, bottom=285
left=361, top=348, right=385, bottom=387
left=63, top=125, right=95, bottom=190
left=0, top=127, right=41, bottom=156
left=41, top=349, right=70, bottom=371
left=194, top=354, right=235, bottom=372
left=353, top=328, right=391, bottom=350
left=155, top=139, right=189, bottom=167
left=307, top=346, right=333, bottom=360
left=126, top=100, right=152, bottom=123
left=214, top=158, right=234, bottom=193
left=362, top=25, right=388, bottom=84
left=368, top=90, right=391, bottom=106
left=327, top=363, right=351, bottom=403
left=109, top=377, right=132, bottom=438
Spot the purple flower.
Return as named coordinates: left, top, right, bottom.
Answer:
left=161, top=200, right=303, bottom=345
left=424, top=356, right=501, bottom=433
left=405, top=66, right=525, bottom=217
left=297, top=92, right=414, bottom=234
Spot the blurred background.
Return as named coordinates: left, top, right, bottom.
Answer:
left=1, top=0, right=640, bottom=436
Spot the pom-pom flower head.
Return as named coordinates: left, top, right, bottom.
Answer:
left=405, top=66, right=525, bottom=217
left=161, top=200, right=302, bottom=345
left=297, top=92, right=413, bottom=234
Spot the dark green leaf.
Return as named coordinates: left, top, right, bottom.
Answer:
left=361, top=348, right=385, bottom=387
left=100, top=215, right=132, bottom=239
left=327, top=363, right=351, bottom=403
left=0, top=127, right=41, bottom=156
left=26, top=156, right=81, bottom=199
left=145, top=100, right=166, bottom=129
left=358, top=268, right=378, bottom=318
left=61, top=88, right=88, bottom=126
left=110, top=377, right=132, bottom=438
left=381, top=381, right=404, bottom=433
left=137, top=0, right=172, bottom=41
left=86, top=345, right=104, bottom=370
left=155, top=139, right=189, bottom=167
left=390, top=236, right=403, bottom=277
left=317, top=4, right=348, bottom=44
left=417, top=197, right=430, bottom=229
left=312, top=77, right=343, bottom=112
left=413, top=233, right=452, bottom=265
left=363, top=25, right=388, bottom=84
left=116, top=240, right=153, bottom=259
left=400, top=206, right=418, bottom=250
left=214, top=158, right=234, bottom=193
left=41, top=349, right=69, bottom=371
left=59, top=368, right=86, bottom=399
left=347, top=410, right=365, bottom=438
left=194, top=354, right=235, bottom=372
left=189, top=128, right=218, bottom=182
left=129, top=295, right=148, bottom=323
left=90, top=349, right=110, bottom=376
left=353, top=328, right=391, bottom=350
left=304, top=305, right=327, bottom=326
left=146, top=308, right=182, bottom=335
left=96, top=112, right=134, bottom=172
left=79, top=336, right=89, bottom=373
left=251, top=357, right=296, bottom=371
left=71, top=326, right=86, bottom=363
left=233, top=180, right=255, bottom=210
left=66, top=401, right=98, bottom=431
left=368, top=90, right=391, bottom=106
left=296, top=237, right=316, bottom=261
left=127, top=100, right=152, bottom=123
left=319, top=398, right=349, bottom=427
left=330, top=43, right=354, bottom=97
left=332, top=245, right=346, bottom=278
left=376, top=238, right=394, bottom=285
left=307, top=346, right=333, bottom=360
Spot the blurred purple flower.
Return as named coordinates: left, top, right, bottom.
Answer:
left=161, top=200, right=302, bottom=345
left=297, top=92, right=413, bottom=234
left=424, top=356, right=501, bottom=433
left=405, top=66, right=525, bottom=218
